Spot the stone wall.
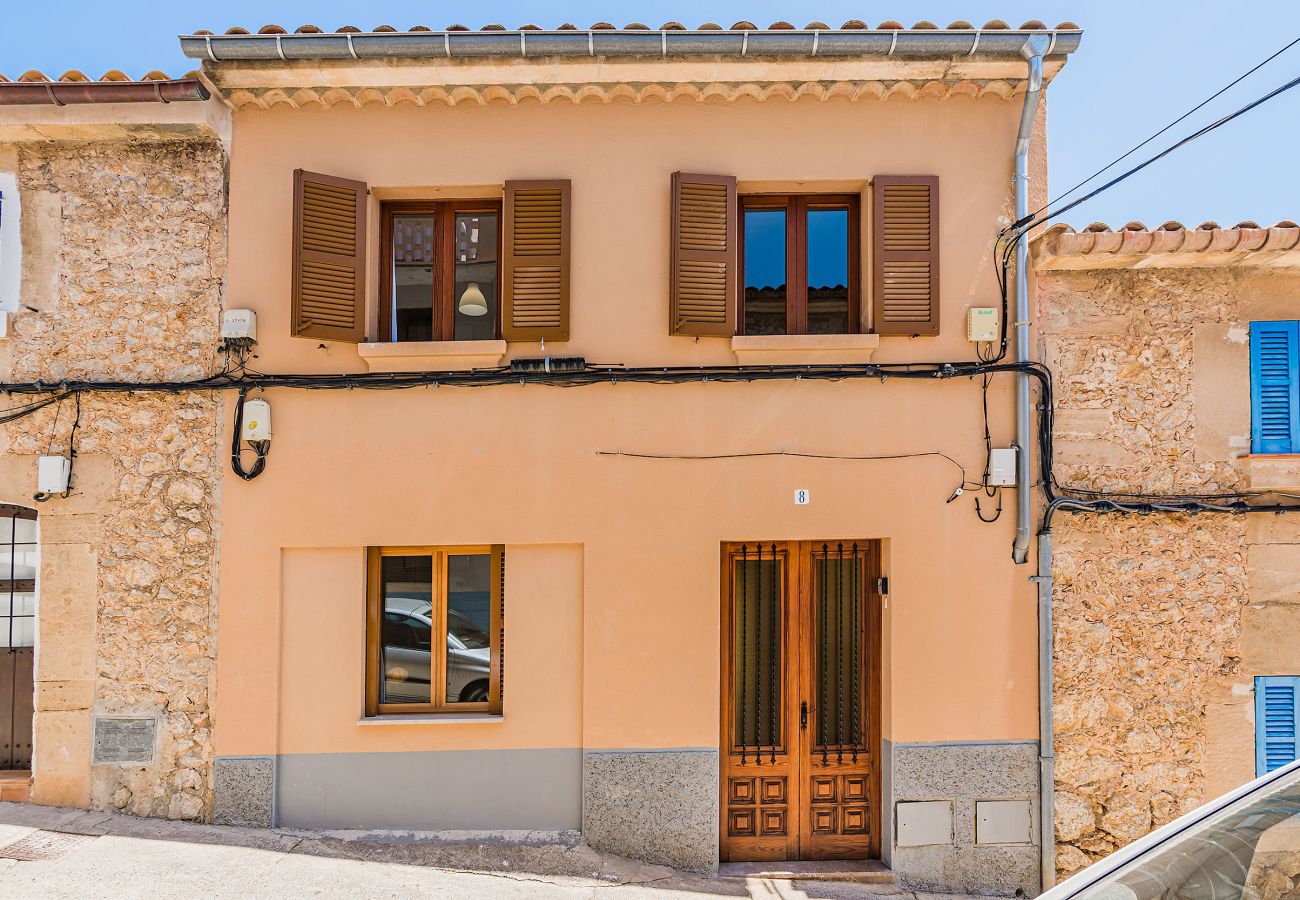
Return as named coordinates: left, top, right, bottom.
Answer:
left=0, top=139, right=225, bottom=819
left=1038, top=262, right=1300, bottom=880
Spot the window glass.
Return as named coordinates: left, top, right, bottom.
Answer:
left=744, top=209, right=787, bottom=335
left=807, top=208, right=850, bottom=335
left=1071, top=770, right=1300, bottom=900
left=0, top=545, right=36, bottom=581
left=391, top=215, right=435, bottom=342
left=446, top=553, right=492, bottom=704
left=379, top=554, right=433, bottom=704
left=0, top=592, right=34, bottom=648
left=453, top=213, right=498, bottom=341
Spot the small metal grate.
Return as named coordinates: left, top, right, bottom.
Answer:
left=0, top=830, right=95, bottom=861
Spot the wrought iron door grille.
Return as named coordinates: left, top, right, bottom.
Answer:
left=733, top=543, right=783, bottom=764
left=815, top=542, right=865, bottom=764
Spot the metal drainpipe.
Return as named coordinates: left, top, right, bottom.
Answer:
left=1013, top=32, right=1055, bottom=894
left=1036, top=529, right=1056, bottom=892
left=1012, top=37, right=1048, bottom=565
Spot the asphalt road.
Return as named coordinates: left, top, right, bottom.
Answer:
left=0, top=802, right=980, bottom=900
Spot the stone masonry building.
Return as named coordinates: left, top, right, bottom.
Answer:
left=1033, top=221, right=1300, bottom=879
left=0, top=76, right=227, bottom=819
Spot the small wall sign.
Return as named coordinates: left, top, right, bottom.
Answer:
left=794, top=489, right=810, bottom=505
left=92, top=716, right=157, bottom=765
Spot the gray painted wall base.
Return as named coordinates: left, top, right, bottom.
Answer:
left=214, top=749, right=582, bottom=832
left=582, top=749, right=719, bottom=871
left=213, top=756, right=274, bottom=827
left=885, top=740, right=1041, bottom=895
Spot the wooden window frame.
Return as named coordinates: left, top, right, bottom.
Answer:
left=365, top=544, right=504, bottom=717
left=737, top=194, right=860, bottom=336
left=378, top=200, right=504, bottom=343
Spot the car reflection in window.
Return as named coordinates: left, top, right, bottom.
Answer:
left=381, top=604, right=490, bottom=705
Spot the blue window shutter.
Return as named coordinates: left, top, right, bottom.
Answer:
left=1250, top=321, right=1300, bottom=454
left=1255, top=676, right=1300, bottom=776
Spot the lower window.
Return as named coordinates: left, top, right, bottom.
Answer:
left=365, top=545, right=503, bottom=716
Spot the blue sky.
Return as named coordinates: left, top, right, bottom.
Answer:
left=5, top=1, right=1298, bottom=229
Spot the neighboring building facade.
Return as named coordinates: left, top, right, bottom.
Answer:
left=1033, top=221, right=1300, bottom=880
left=0, top=73, right=227, bottom=816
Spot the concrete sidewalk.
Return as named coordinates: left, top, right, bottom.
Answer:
left=0, top=802, right=981, bottom=900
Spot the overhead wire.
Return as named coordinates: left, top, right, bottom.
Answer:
left=1029, top=36, right=1300, bottom=221
left=2, top=62, right=1299, bottom=521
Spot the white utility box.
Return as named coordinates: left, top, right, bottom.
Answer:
left=38, top=455, right=71, bottom=493
left=975, top=799, right=1034, bottom=845
left=241, top=399, right=271, bottom=441
left=221, top=309, right=258, bottom=343
left=967, top=307, right=999, bottom=342
left=895, top=800, right=953, bottom=847
left=988, top=448, right=1018, bottom=487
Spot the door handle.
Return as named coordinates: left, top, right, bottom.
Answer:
left=800, top=701, right=808, bottom=730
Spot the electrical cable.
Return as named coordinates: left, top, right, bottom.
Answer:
left=596, top=449, right=981, bottom=503
left=1003, top=71, right=1300, bottom=240
left=230, top=387, right=269, bottom=481
left=1030, top=36, right=1300, bottom=221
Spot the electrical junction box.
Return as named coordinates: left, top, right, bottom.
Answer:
left=975, top=799, right=1033, bottom=845
left=242, top=399, right=271, bottom=441
left=38, top=455, right=71, bottom=493
left=967, top=307, right=999, bottom=342
left=221, top=309, right=257, bottom=343
left=988, top=448, right=1018, bottom=487
left=895, top=800, right=953, bottom=847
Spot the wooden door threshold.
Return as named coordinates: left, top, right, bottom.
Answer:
left=719, top=859, right=894, bottom=884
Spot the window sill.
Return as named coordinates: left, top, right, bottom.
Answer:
left=731, top=333, right=881, bottom=365
left=357, top=340, right=508, bottom=373
left=357, top=714, right=504, bottom=726
left=1241, top=454, right=1300, bottom=491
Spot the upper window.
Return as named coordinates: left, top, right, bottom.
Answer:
left=739, top=194, right=859, bottom=336
left=1250, top=321, right=1300, bottom=454
left=365, top=545, right=503, bottom=716
left=380, top=201, right=501, bottom=343
left=0, top=171, right=20, bottom=314
left=0, top=504, right=36, bottom=649
left=1256, top=676, right=1300, bottom=776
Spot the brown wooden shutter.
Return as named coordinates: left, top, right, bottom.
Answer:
left=502, top=180, right=571, bottom=342
left=872, top=175, right=939, bottom=336
left=670, top=172, right=737, bottom=336
left=292, top=169, right=367, bottom=342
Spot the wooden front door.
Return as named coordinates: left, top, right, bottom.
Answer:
left=720, top=541, right=881, bottom=862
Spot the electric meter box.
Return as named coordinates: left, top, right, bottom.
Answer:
left=38, top=455, right=71, bottom=494
left=242, top=399, right=271, bottom=441
left=988, top=448, right=1018, bottom=487
left=967, top=307, right=999, bottom=342
left=221, top=309, right=257, bottom=342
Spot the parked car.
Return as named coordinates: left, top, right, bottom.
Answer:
left=381, top=604, right=490, bottom=704
left=1041, top=758, right=1300, bottom=900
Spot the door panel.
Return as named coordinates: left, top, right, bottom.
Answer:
left=800, top=544, right=877, bottom=859
left=722, top=544, right=796, bottom=860
left=721, top=541, right=880, bottom=862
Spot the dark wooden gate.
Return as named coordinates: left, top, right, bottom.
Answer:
left=1, top=649, right=33, bottom=769
left=0, top=504, right=37, bottom=771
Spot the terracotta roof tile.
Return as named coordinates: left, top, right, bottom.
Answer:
left=1033, top=221, right=1300, bottom=268
left=3, top=69, right=200, bottom=84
